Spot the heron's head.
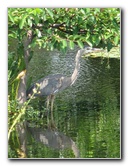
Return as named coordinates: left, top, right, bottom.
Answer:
left=81, top=47, right=102, bottom=55
left=76, top=47, right=102, bottom=61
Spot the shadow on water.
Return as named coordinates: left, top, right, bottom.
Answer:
left=26, top=47, right=120, bottom=158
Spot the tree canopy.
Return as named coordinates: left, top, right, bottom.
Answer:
left=8, top=8, right=120, bottom=52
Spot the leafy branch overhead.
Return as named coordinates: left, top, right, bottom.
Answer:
left=8, top=8, right=120, bottom=52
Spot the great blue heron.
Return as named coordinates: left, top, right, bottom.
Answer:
left=27, top=47, right=101, bottom=112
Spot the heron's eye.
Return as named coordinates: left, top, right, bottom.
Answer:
left=86, top=47, right=91, bottom=50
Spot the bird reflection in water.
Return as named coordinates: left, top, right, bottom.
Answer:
left=26, top=117, right=80, bottom=158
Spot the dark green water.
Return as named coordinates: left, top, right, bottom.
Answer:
left=26, top=48, right=120, bottom=159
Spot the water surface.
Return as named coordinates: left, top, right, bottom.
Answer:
left=26, top=47, right=120, bottom=158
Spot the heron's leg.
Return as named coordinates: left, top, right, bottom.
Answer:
left=48, top=95, right=57, bottom=129
left=46, top=95, right=51, bottom=124
left=51, top=95, right=55, bottom=120
left=46, top=95, right=50, bottom=110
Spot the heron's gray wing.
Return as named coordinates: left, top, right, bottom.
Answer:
left=27, top=74, right=71, bottom=97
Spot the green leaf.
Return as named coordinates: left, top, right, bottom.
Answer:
left=77, top=40, right=84, bottom=48
left=95, top=37, right=100, bottom=46
left=28, top=18, right=32, bottom=27
left=74, top=35, right=80, bottom=40
left=8, top=33, right=17, bottom=39
left=86, top=8, right=90, bottom=13
left=45, top=8, right=53, bottom=18
left=47, top=28, right=52, bottom=34
left=19, top=14, right=27, bottom=29
left=33, top=9, right=37, bottom=16
left=80, top=9, right=85, bottom=15
left=107, top=41, right=113, bottom=52
left=86, top=40, right=92, bottom=47
left=50, top=44, right=54, bottom=51
left=35, top=29, right=42, bottom=37
left=28, top=41, right=36, bottom=48
left=8, top=13, right=14, bottom=23
left=33, top=15, right=39, bottom=24
left=69, top=41, right=74, bottom=49
left=104, top=33, right=112, bottom=39
left=35, top=8, right=42, bottom=14
left=114, top=36, right=119, bottom=45
left=95, top=8, right=100, bottom=13
left=62, top=40, right=67, bottom=48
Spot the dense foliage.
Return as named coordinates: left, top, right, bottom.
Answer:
left=8, top=8, right=120, bottom=52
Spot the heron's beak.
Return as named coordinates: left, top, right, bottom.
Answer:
left=91, top=48, right=103, bottom=52
left=82, top=47, right=104, bottom=56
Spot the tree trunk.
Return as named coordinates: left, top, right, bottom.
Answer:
left=16, top=30, right=33, bottom=158
left=17, top=30, right=33, bottom=103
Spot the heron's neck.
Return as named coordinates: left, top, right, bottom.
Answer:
left=71, top=55, right=80, bottom=85
left=71, top=68, right=78, bottom=85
